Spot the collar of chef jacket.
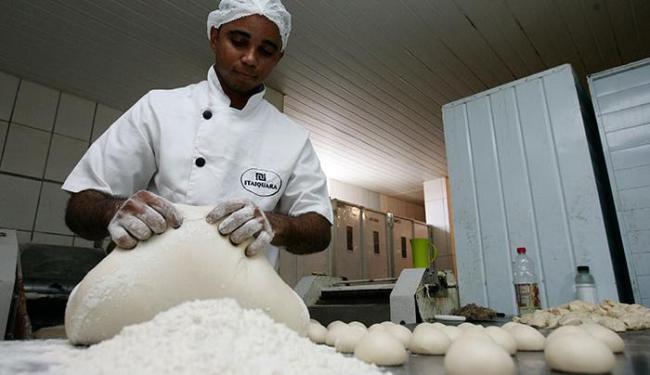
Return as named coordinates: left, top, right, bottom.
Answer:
left=206, top=66, right=267, bottom=115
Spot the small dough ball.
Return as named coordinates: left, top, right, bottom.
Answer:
left=335, top=327, right=365, bottom=353
left=307, top=322, right=327, bottom=344
left=445, top=337, right=516, bottom=375
left=354, top=330, right=408, bottom=366
left=485, top=326, right=517, bottom=355
left=501, top=322, right=523, bottom=332
left=546, top=325, right=586, bottom=345
left=509, top=324, right=545, bottom=351
left=408, top=325, right=451, bottom=355
left=545, top=334, right=615, bottom=374
left=581, top=323, right=625, bottom=353
left=458, top=322, right=478, bottom=330
left=349, top=321, right=367, bottom=331
left=368, top=323, right=385, bottom=332
left=327, top=320, right=346, bottom=330
left=325, top=324, right=349, bottom=346
left=431, top=322, right=446, bottom=329
left=386, top=324, right=412, bottom=346
left=310, top=318, right=320, bottom=324
left=413, top=322, right=435, bottom=335
left=462, top=325, right=486, bottom=336
left=440, top=325, right=462, bottom=342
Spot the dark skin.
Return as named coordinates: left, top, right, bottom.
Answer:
left=65, top=15, right=331, bottom=255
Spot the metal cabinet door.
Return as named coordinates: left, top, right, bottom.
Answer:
left=392, top=217, right=414, bottom=277
left=363, top=210, right=389, bottom=279
left=334, top=204, right=363, bottom=280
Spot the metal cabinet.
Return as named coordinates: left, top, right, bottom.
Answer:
left=589, top=57, right=650, bottom=306
left=333, top=202, right=363, bottom=280
left=391, top=216, right=414, bottom=277
left=363, top=209, right=389, bottom=279
left=443, top=64, right=619, bottom=314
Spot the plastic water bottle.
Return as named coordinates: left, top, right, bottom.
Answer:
left=575, top=266, right=598, bottom=304
left=513, top=247, right=541, bottom=315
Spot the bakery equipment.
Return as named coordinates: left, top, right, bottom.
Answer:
left=296, top=265, right=459, bottom=326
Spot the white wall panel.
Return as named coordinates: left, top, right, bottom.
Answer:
left=444, top=65, right=619, bottom=314
left=589, top=57, right=650, bottom=305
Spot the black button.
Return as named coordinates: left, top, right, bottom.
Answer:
left=195, top=157, right=206, bottom=167
left=202, top=110, right=212, bottom=120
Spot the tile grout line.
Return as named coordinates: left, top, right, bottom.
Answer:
left=30, top=89, right=63, bottom=237
left=0, top=78, right=22, bottom=168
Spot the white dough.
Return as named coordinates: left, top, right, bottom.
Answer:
left=65, top=205, right=309, bottom=345
left=485, top=326, right=517, bottom=355
left=458, top=322, right=478, bottom=330
left=307, top=322, right=328, bottom=344
left=368, top=323, right=386, bottom=332
left=335, top=328, right=366, bottom=353
left=544, top=334, right=616, bottom=374
left=431, top=322, right=446, bottom=329
left=444, top=336, right=516, bottom=375
left=349, top=321, right=367, bottom=330
left=412, top=322, right=435, bottom=335
left=408, top=325, right=451, bottom=355
left=581, top=323, right=625, bottom=353
left=546, top=325, right=586, bottom=345
left=508, top=324, right=545, bottom=351
left=440, top=325, right=462, bottom=342
left=325, top=324, right=350, bottom=346
left=327, top=320, right=346, bottom=330
left=386, top=323, right=412, bottom=346
left=501, top=322, right=522, bottom=331
left=354, top=330, right=408, bottom=366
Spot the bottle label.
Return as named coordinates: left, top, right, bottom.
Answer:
left=515, top=283, right=541, bottom=315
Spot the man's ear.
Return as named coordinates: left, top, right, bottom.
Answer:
left=209, top=26, right=220, bottom=50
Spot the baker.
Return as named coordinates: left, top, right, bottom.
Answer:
left=62, top=0, right=332, bottom=267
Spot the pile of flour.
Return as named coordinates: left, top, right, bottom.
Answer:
left=63, top=299, right=388, bottom=375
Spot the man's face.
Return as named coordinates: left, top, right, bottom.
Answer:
left=210, top=15, right=284, bottom=95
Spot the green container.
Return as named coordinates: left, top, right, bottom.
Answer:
left=410, top=238, right=438, bottom=268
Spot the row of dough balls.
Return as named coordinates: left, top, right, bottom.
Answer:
left=307, top=319, right=623, bottom=374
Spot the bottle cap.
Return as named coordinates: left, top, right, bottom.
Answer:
left=577, top=265, right=590, bottom=273
left=516, top=247, right=526, bottom=254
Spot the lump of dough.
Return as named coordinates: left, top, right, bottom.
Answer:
left=385, top=323, right=412, bottom=346
left=325, top=324, right=349, bottom=346
left=354, top=330, right=408, bottom=366
left=368, top=323, right=385, bottom=332
left=546, top=325, right=585, bottom=345
left=348, top=321, right=367, bottom=330
left=408, top=324, right=450, bottom=355
left=485, top=326, right=517, bottom=355
left=581, top=323, right=625, bottom=353
left=413, top=322, right=435, bottom=335
left=327, top=320, right=346, bottom=330
left=440, top=325, right=462, bottom=342
left=334, top=328, right=365, bottom=353
left=544, top=334, right=615, bottom=374
left=444, top=336, right=516, bottom=375
left=65, top=205, right=309, bottom=345
left=307, top=322, right=327, bottom=344
left=508, top=324, right=545, bottom=351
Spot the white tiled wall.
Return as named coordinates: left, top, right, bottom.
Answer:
left=0, top=70, right=123, bottom=247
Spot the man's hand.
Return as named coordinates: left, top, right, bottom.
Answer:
left=108, top=190, right=183, bottom=249
left=206, top=199, right=274, bottom=257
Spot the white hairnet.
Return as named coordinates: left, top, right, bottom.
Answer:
left=207, top=0, right=291, bottom=51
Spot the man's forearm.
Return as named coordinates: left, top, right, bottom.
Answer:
left=65, top=189, right=125, bottom=240
left=266, top=212, right=331, bottom=255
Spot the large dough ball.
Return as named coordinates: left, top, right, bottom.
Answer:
left=354, top=330, right=408, bottom=366
left=440, top=325, right=462, bottom=342
left=546, top=325, right=585, bottom=345
left=65, top=205, right=309, bottom=345
left=334, top=328, right=366, bottom=353
left=385, top=323, right=412, bottom=346
left=485, top=326, right=517, bottom=355
left=444, top=337, right=516, bottom=375
left=327, top=320, right=346, bottom=330
left=408, top=325, right=450, bottom=355
left=544, top=334, right=616, bottom=374
left=581, top=323, right=625, bottom=353
left=325, top=324, right=349, bottom=346
left=307, top=322, right=327, bottom=344
left=508, top=324, right=545, bottom=351
left=348, top=321, right=367, bottom=331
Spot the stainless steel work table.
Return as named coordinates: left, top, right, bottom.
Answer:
left=1, top=330, right=649, bottom=374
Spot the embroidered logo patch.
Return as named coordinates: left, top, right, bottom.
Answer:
left=240, top=168, right=282, bottom=197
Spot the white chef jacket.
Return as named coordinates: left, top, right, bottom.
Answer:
left=63, top=66, right=333, bottom=267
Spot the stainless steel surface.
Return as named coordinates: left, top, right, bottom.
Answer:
left=389, top=330, right=650, bottom=375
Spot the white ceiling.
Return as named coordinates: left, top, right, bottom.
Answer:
left=1, top=0, right=649, bottom=203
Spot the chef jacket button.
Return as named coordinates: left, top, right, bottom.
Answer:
left=202, top=110, right=212, bottom=120
left=195, top=157, right=206, bottom=167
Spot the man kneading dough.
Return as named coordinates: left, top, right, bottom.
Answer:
left=62, top=0, right=332, bottom=265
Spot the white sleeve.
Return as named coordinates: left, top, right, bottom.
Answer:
left=277, top=140, right=333, bottom=223
left=62, top=94, right=157, bottom=197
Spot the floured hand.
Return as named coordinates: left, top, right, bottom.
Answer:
left=206, top=199, right=274, bottom=257
left=108, top=190, right=183, bottom=249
